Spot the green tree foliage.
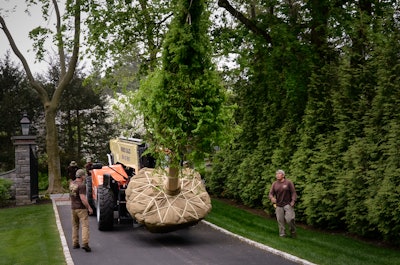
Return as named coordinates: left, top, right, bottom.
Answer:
left=0, top=54, right=115, bottom=179
left=85, top=0, right=176, bottom=139
left=41, top=61, right=117, bottom=171
left=1, top=0, right=83, bottom=193
left=59, top=76, right=116, bottom=167
left=0, top=54, right=41, bottom=171
left=136, top=0, right=235, bottom=168
left=0, top=178, right=12, bottom=206
left=210, top=0, right=400, bottom=245
left=364, top=14, right=400, bottom=243
left=86, top=0, right=172, bottom=76
left=211, top=0, right=313, bottom=207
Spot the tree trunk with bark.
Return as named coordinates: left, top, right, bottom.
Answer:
left=0, top=0, right=81, bottom=193
left=45, top=104, right=63, bottom=192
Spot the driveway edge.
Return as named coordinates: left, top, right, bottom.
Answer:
left=51, top=194, right=74, bottom=265
left=51, top=193, right=315, bottom=265
left=202, top=220, right=317, bottom=265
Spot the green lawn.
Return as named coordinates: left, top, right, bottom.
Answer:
left=0, top=203, right=65, bottom=265
left=0, top=199, right=399, bottom=265
left=206, top=199, right=400, bottom=265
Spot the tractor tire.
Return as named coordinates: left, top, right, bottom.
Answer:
left=86, top=176, right=96, bottom=213
left=96, top=185, right=114, bottom=231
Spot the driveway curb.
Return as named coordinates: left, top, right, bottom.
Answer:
left=51, top=193, right=315, bottom=265
left=202, top=221, right=316, bottom=265
left=51, top=194, right=74, bottom=265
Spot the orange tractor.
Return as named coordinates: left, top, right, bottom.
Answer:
left=87, top=137, right=155, bottom=231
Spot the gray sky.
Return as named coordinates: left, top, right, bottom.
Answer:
left=1, top=0, right=63, bottom=74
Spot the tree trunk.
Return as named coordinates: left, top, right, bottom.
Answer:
left=45, top=105, right=63, bottom=193
left=1, top=0, right=81, bottom=194
left=76, top=109, right=81, bottom=157
left=165, top=167, right=181, bottom=196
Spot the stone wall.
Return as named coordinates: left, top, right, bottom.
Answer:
left=0, top=136, right=36, bottom=206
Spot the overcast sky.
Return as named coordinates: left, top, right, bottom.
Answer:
left=1, top=0, right=235, bottom=76
left=0, top=0, right=63, bottom=75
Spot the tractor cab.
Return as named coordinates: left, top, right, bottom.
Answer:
left=87, top=137, right=155, bottom=230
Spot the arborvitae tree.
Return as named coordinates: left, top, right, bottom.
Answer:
left=329, top=1, right=389, bottom=236
left=137, top=0, right=235, bottom=185
left=369, top=120, right=400, bottom=245
left=290, top=63, right=339, bottom=224
left=207, top=0, right=400, bottom=244
left=338, top=136, right=381, bottom=237
left=211, top=0, right=314, bottom=207
left=365, top=13, right=400, bottom=243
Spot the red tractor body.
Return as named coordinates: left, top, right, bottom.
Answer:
left=87, top=138, right=155, bottom=231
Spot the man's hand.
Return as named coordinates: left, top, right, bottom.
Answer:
left=290, top=201, right=295, bottom=207
left=88, top=207, right=93, bottom=215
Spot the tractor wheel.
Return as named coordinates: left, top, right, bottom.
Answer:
left=96, top=185, right=114, bottom=231
left=86, top=175, right=96, bottom=213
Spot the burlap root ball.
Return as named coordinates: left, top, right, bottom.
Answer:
left=125, top=167, right=212, bottom=233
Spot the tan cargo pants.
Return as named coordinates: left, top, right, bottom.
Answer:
left=72, top=209, right=90, bottom=246
left=275, top=204, right=296, bottom=237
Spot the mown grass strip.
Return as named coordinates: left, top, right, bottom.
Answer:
left=0, top=203, right=65, bottom=265
left=206, top=198, right=400, bottom=265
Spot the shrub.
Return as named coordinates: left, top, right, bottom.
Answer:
left=0, top=178, right=12, bottom=206
left=38, top=172, right=48, bottom=191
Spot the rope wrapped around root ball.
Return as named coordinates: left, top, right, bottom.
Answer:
left=125, top=167, right=212, bottom=233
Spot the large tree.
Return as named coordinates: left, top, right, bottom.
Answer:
left=42, top=61, right=117, bottom=168
left=86, top=0, right=172, bottom=76
left=0, top=0, right=82, bottom=192
left=83, top=0, right=175, bottom=137
left=136, top=0, right=235, bottom=188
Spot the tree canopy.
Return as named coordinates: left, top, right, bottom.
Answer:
left=136, top=0, right=235, bottom=169
left=207, top=0, right=400, bottom=245
left=1, top=0, right=400, bottom=246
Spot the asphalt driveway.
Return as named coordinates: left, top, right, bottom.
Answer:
left=52, top=194, right=314, bottom=265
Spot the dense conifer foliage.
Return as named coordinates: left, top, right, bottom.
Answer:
left=208, top=0, right=400, bottom=245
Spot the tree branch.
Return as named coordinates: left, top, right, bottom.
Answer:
left=0, top=15, right=49, bottom=101
left=66, top=0, right=81, bottom=79
left=53, top=0, right=81, bottom=104
left=52, top=0, right=66, bottom=76
left=218, top=0, right=272, bottom=43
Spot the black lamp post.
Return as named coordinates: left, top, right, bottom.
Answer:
left=20, top=112, right=30, bottom=136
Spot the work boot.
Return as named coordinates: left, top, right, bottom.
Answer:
left=73, top=244, right=80, bottom=249
left=82, top=245, right=91, bottom=252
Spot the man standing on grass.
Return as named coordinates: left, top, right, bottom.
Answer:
left=269, top=169, right=297, bottom=238
left=69, top=169, right=93, bottom=252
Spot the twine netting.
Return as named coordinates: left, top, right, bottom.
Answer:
left=125, top=167, right=212, bottom=233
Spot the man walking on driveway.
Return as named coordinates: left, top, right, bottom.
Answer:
left=269, top=169, right=297, bottom=238
left=69, top=169, right=93, bottom=252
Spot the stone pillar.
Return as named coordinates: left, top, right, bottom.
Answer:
left=11, top=135, right=37, bottom=206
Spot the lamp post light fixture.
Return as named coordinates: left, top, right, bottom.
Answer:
left=20, top=112, right=30, bottom=136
